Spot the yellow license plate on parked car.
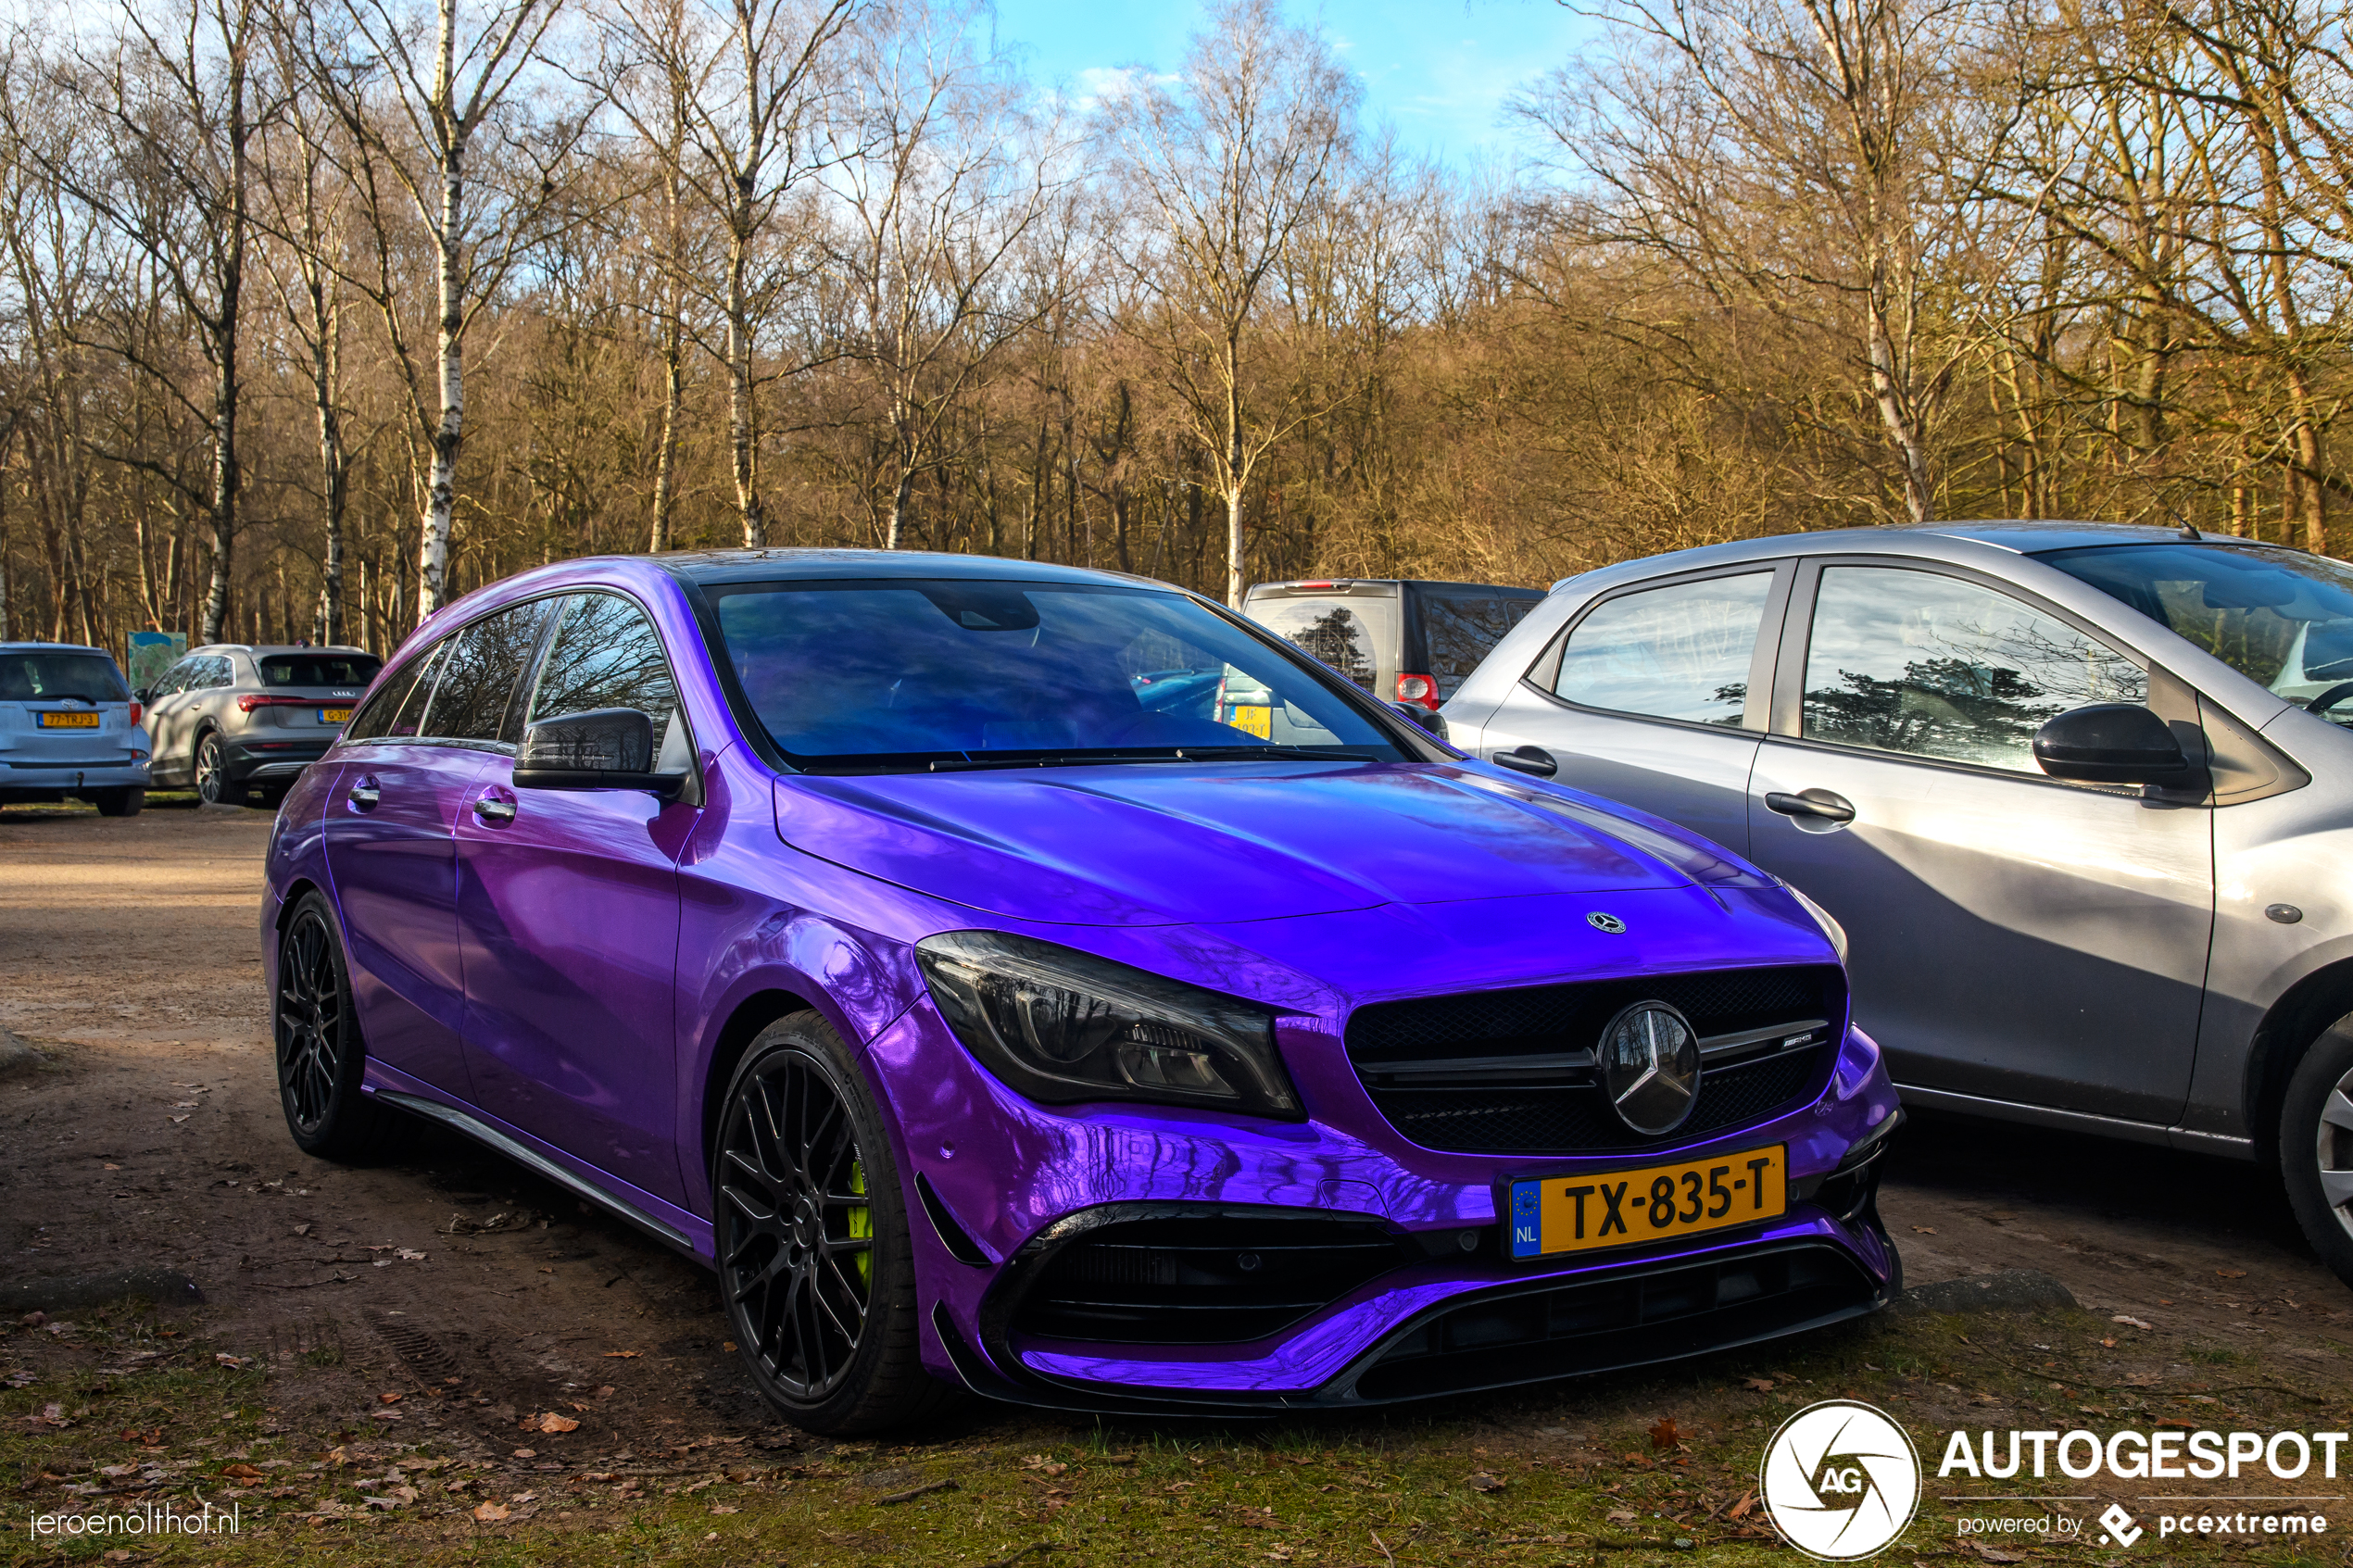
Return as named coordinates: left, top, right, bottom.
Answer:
left=319, top=708, right=352, bottom=724
left=38, top=711, right=99, bottom=728
left=1506, top=1145, right=1786, bottom=1261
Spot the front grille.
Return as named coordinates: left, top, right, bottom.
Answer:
left=1013, top=1214, right=1420, bottom=1347
left=1346, top=966, right=1843, bottom=1155
left=1353, top=1243, right=1875, bottom=1402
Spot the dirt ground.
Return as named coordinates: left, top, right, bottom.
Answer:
left=4, top=799, right=2350, bottom=1566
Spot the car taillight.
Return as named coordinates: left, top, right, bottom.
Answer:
left=128, top=702, right=142, bottom=726
left=1396, top=673, right=1440, bottom=710
left=235, top=694, right=315, bottom=714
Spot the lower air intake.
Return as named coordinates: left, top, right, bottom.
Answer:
left=1353, top=1242, right=1876, bottom=1401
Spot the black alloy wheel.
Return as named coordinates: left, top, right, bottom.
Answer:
left=272, top=892, right=405, bottom=1161
left=714, top=1013, right=958, bottom=1434
left=195, top=733, right=228, bottom=805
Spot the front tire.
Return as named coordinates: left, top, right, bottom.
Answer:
left=714, top=1013, right=957, bottom=1435
left=2281, top=1018, right=2353, bottom=1287
left=195, top=733, right=229, bottom=805
left=274, top=893, right=408, bottom=1162
left=91, top=787, right=145, bottom=817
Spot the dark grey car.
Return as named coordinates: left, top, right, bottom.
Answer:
left=1442, top=521, right=2353, bottom=1287
left=140, top=645, right=381, bottom=806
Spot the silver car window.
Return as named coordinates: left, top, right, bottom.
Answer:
left=1802, top=566, right=2146, bottom=772
left=1548, top=571, right=1770, bottom=728
left=1250, top=596, right=1391, bottom=693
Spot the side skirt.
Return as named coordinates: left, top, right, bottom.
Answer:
left=1894, top=1083, right=2256, bottom=1161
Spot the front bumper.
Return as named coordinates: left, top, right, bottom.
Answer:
left=865, top=993, right=1902, bottom=1412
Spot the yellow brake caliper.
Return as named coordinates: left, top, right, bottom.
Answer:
left=848, top=1160, right=871, bottom=1286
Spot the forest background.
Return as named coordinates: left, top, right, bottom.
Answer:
left=0, top=0, right=2347, bottom=657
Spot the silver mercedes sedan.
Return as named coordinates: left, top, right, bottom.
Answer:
left=1441, top=521, right=2353, bottom=1288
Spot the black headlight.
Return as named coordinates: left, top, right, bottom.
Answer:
left=913, top=931, right=1303, bottom=1121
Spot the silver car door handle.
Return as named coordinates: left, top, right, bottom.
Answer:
left=1766, top=789, right=1856, bottom=823
left=472, top=797, right=517, bottom=823
left=1492, top=745, right=1558, bottom=778
left=348, top=780, right=381, bottom=808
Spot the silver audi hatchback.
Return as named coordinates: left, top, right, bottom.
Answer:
left=139, top=645, right=381, bottom=807
left=1441, top=521, right=2353, bottom=1287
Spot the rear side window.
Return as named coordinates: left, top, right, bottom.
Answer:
left=260, top=654, right=383, bottom=688
left=1544, top=573, right=1771, bottom=728
left=1417, top=590, right=1539, bottom=699
left=525, top=595, right=687, bottom=767
left=0, top=651, right=129, bottom=703
left=1802, top=567, right=2146, bottom=771
left=344, top=645, right=446, bottom=742
left=420, top=602, right=551, bottom=743
left=199, top=657, right=234, bottom=689
left=1249, top=595, right=1396, bottom=692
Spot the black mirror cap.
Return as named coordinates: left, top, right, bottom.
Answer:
left=1390, top=701, right=1448, bottom=741
left=2033, top=702, right=2188, bottom=784
left=515, top=707, right=683, bottom=797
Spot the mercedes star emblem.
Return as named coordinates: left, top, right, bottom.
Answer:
left=1587, top=911, right=1627, bottom=935
left=1600, top=1000, right=1702, bottom=1135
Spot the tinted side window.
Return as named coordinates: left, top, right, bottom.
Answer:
left=526, top=594, right=685, bottom=762
left=1802, top=566, right=2147, bottom=772
left=1548, top=572, right=1770, bottom=728
left=344, top=644, right=446, bottom=742
left=201, top=657, right=234, bottom=689
left=1419, top=591, right=1539, bottom=699
left=154, top=659, right=195, bottom=696
left=420, top=602, right=550, bottom=743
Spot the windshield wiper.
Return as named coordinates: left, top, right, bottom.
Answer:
left=1164, top=745, right=1387, bottom=762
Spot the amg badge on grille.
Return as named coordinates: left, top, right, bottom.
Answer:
left=1599, top=1001, right=1701, bottom=1135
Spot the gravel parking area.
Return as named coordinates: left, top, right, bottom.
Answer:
left=4, top=801, right=2348, bottom=1566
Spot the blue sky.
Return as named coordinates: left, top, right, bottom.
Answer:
left=987, top=0, right=1598, bottom=169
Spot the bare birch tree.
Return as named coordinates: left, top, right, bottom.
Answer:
left=1108, top=0, right=1356, bottom=605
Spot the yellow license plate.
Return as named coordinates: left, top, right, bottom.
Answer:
left=1506, top=1145, right=1786, bottom=1260
left=319, top=708, right=352, bottom=724
left=1225, top=704, right=1273, bottom=740
left=38, top=711, right=100, bottom=728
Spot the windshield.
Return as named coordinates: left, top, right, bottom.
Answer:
left=2040, top=543, right=2353, bottom=721
left=259, top=654, right=382, bottom=688
left=708, top=579, right=1405, bottom=771
left=0, top=651, right=128, bottom=704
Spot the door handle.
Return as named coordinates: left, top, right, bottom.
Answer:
left=472, top=796, right=517, bottom=823
left=1492, top=745, right=1559, bottom=778
left=347, top=778, right=381, bottom=809
left=1766, top=789, right=1856, bottom=823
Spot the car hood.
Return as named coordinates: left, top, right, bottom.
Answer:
left=773, top=760, right=1720, bottom=927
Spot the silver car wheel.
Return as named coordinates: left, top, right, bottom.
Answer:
left=195, top=734, right=225, bottom=805
left=2318, top=1065, right=2353, bottom=1243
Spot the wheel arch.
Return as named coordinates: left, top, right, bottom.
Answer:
left=2246, top=956, right=2353, bottom=1159
left=698, top=986, right=826, bottom=1176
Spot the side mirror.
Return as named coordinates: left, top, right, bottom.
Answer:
left=2032, top=703, right=2187, bottom=784
left=514, top=708, right=685, bottom=797
left=1390, top=701, right=1448, bottom=740
left=132, top=688, right=151, bottom=704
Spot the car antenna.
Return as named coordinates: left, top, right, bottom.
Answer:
left=2165, top=506, right=2201, bottom=541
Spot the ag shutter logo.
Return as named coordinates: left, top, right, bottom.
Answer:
left=1761, top=1399, right=1922, bottom=1561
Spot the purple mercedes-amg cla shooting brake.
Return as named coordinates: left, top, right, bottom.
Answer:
left=259, top=550, right=1901, bottom=1433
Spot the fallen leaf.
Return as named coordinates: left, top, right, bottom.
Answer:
left=536, top=1412, right=580, bottom=1434
left=472, top=1501, right=510, bottom=1523
left=1743, top=1377, right=1775, bottom=1393
left=711, top=1503, right=740, bottom=1515
left=602, top=1350, right=641, bottom=1359
left=1608, top=1509, right=1640, bottom=1524
left=102, top=1163, right=120, bottom=1172
left=293, top=1223, right=311, bottom=1236
left=1909, top=1225, right=1937, bottom=1234
left=378, top=1392, right=403, bottom=1405
left=223, top=1463, right=263, bottom=1482
left=2216, top=1269, right=2246, bottom=1279
left=2099, top=1337, right=2117, bottom=1348
left=511, top=1448, right=536, bottom=1460
left=1467, top=1472, right=1506, bottom=1493
left=1648, top=1416, right=1680, bottom=1449
left=1727, top=1492, right=1757, bottom=1520
left=2112, top=1314, right=2154, bottom=1330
